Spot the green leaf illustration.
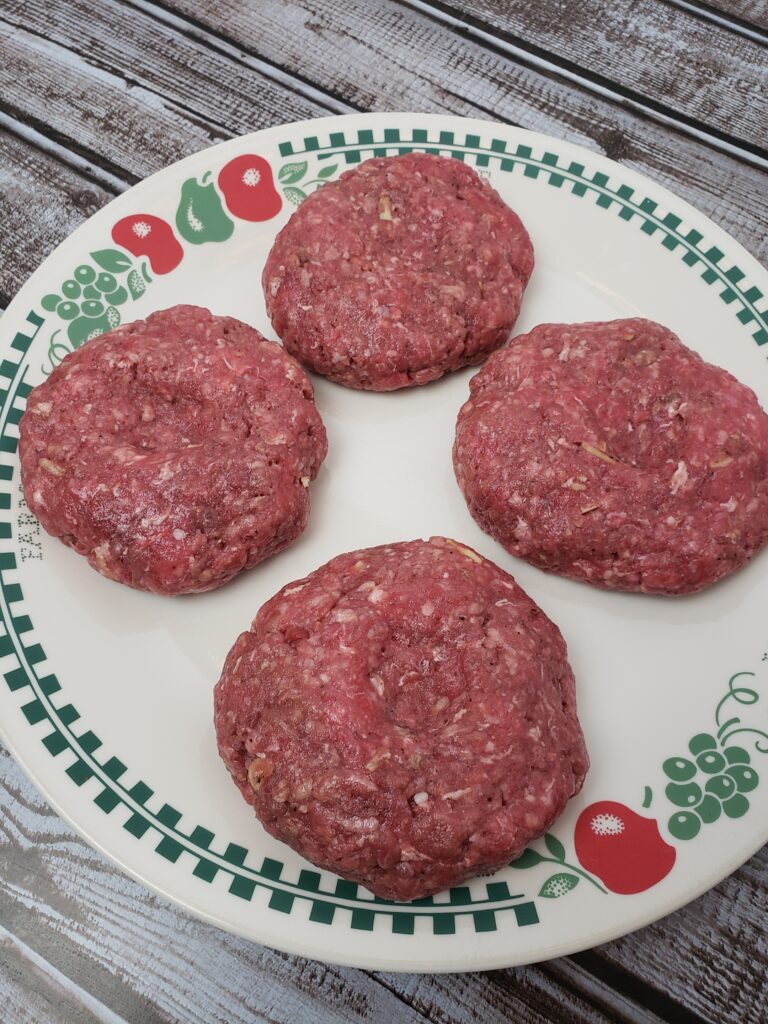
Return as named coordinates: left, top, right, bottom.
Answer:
left=278, top=161, right=308, bottom=184
left=317, top=163, right=338, bottom=179
left=544, top=834, right=566, bottom=861
left=539, top=873, right=579, bottom=899
left=41, top=294, right=60, bottom=312
left=90, top=249, right=133, bottom=274
left=283, top=186, right=307, bottom=206
left=509, top=848, right=545, bottom=869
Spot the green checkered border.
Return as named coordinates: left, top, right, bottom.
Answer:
left=2, top=124, right=767, bottom=937
left=279, top=127, right=767, bottom=348
left=0, top=337, right=536, bottom=938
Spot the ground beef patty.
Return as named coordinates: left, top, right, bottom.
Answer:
left=215, top=537, right=587, bottom=902
left=20, top=305, right=327, bottom=595
left=454, top=318, right=768, bottom=594
left=262, top=153, right=534, bottom=391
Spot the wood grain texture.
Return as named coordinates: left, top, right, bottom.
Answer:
left=0, top=746, right=637, bottom=1024
left=0, top=925, right=127, bottom=1024
left=595, top=845, right=768, bottom=1022
left=2, top=0, right=767, bottom=272
left=0, top=129, right=114, bottom=306
left=143, top=0, right=768, bottom=263
left=404, top=0, right=768, bottom=149
left=703, top=0, right=768, bottom=29
left=0, top=2, right=333, bottom=178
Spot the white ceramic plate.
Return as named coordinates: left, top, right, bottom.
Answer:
left=1, top=113, right=767, bottom=973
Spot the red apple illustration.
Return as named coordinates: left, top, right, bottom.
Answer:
left=574, top=801, right=676, bottom=894
left=218, top=155, right=282, bottom=221
left=112, top=214, right=183, bottom=274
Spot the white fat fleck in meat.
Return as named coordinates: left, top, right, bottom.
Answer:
left=670, top=460, right=689, bottom=495
left=443, top=789, right=471, bottom=800
left=412, top=792, right=429, bottom=805
left=140, top=512, right=168, bottom=529
left=368, top=587, right=385, bottom=604
left=421, top=601, right=435, bottom=616
left=333, top=608, right=357, bottom=623
left=366, top=749, right=391, bottom=771
left=173, top=528, right=187, bottom=541
left=370, top=675, right=387, bottom=700
left=720, top=498, right=737, bottom=512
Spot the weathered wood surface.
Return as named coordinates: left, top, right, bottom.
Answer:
left=0, top=128, right=115, bottom=307
left=404, top=0, right=768, bottom=148
left=1, top=1, right=767, bottom=1021
left=1, top=0, right=768, bottom=268
left=703, top=0, right=768, bottom=30
left=0, top=750, right=657, bottom=1024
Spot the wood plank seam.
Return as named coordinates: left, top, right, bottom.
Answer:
left=123, top=0, right=360, bottom=115
left=0, top=110, right=128, bottom=195
left=399, top=0, right=768, bottom=169
left=0, top=923, right=130, bottom=1024
left=571, top=952, right=714, bottom=1024
left=665, top=0, right=768, bottom=41
left=543, top=959, right=671, bottom=1024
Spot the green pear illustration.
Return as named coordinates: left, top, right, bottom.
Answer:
left=176, top=172, right=234, bottom=244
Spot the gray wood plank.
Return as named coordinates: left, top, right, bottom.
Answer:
left=704, top=0, right=768, bottom=29
left=0, top=925, right=127, bottom=1024
left=132, top=0, right=768, bottom=264
left=0, top=127, right=115, bottom=306
left=1, top=0, right=766, bottom=276
left=592, top=845, right=768, bottom=1023
left=0, top=745, right=625, bottom=1024
left=403, top=0, right=767, bottom=149
left=0, top=4, right=334, bottom=181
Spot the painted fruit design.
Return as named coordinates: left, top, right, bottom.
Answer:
left=574, top=801, right=676, bottom=894
left=112, top=215, right=183, bottom=274
left=40, top=255, right=143, bottom=356
left=218, top=155, right=282, bottom=221
left=176, top=173, right=234, bottom=244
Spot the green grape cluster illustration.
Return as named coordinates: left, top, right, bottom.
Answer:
left=39, top=250, right=150, bottom=367
left=661, top=671, right=767, bottom=841
left=663, top=733, right=758, bottom=839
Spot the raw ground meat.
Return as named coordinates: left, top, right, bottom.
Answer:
left=263, top=152, right=534, bottom=391
left=19, top=305, right=327, bottom=595
left=454, top=318, right=768, bottom=594
left=215, top=537, right=588, bottom=902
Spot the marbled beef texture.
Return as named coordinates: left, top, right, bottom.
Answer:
left=215, top=537, right=588, bottom=902
left=454, top=318, right=768, bottom=594
left=19, top=305, right=327, bottom=594
left=263, top=153, right=534, bottom=391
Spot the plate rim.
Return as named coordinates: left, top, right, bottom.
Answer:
left=1, top=110, right=767, bottom=972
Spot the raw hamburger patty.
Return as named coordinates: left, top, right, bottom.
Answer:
left=20, top=305, right=327, bottom=595
left=262, top=152, right=534, bottom=391
left=454, top=318, right=768, bottom=594
left=215, top=537, right=588, bottom=902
